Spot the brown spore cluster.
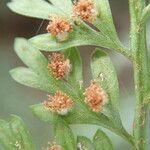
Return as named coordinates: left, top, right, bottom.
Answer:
left=48, top=53, right=71, bottom=80
left=84, top=80, right=107, bottom=112
left=46, top=16, right=73, bottom=36
left=73, top=0, right=97, bottom=23
left=43, top=91, right=74, bottom=114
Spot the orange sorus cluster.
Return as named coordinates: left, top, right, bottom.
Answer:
left=46, top=16, right=73, bottom=40
left=43, top=91, right=74, bottom=115
left=46, top=0, right=97, bottom=37
left=48, top=52, right=71, bottom=80
left=84, top=80, right=108, bottom=112
left=73, top=0, right=97, bottom=23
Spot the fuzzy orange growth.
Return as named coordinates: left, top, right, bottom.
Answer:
left=73, top=0, right=96, bottom=23
left=48, top=53, right=71, bottom=80
left=46, top=16, right=73, bottom=36
left=43, top=91, right=74, bottom=114
left=84, top=81, right=107, bottom=112
left=42, top=145, right=61, bottom=150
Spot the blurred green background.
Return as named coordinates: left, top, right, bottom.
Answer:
left=0, top=0, right=150, bottom=149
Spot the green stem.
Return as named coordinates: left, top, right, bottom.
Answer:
left=133, top=35, right=149, bottom=150
left=129, top=0, right=149, bottom=149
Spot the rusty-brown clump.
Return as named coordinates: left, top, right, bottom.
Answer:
left=46, top=16, right=73, bottom=37
left=48, top=53, right=71, bottom=80
left=73, top=0, right=97, bottom=23
left=43, top=91, right=74, bottom=115
left=84, top=80, right=107, bottom=112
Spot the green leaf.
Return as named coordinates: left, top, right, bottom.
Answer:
left=29, top=23, right=112, bottom=52
left=29, top=20, right=129, bottom=59
left=91, top=49, right=122, bottom=127
left=10, top=115, right=35, bottom=150
left=77, top=136, right=95, bottom=150
left=8, top=0, right=130, bottom=59
left=64, top=48, right=83, bottom=90
left=10, top=67, right=58, bottom=93
left=31, top=104, right=60, bottom=124
left=31, top=103, right=134, bottom=145
left=48, top=0, right=73, bottom=15
left=0, top=120, right=16, bottom=150
left=14, top=38, right=48, bottom=73
left=0, top=115, right=35, bottom=150
left=10, top=38, right=73, bottom=95
left=93, top=129, right=113, bottom=150
left=31, top=103, right=118, bottom=131
left=94, top=0, right=120, bottom=43
left=7, top=0, right=63, bottom=19
left=55, top=121, right=76, bottom=150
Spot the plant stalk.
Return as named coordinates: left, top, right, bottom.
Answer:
left=129, top=0, right=149, bottom=149
left=133, top=27, right=149, bottom=150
